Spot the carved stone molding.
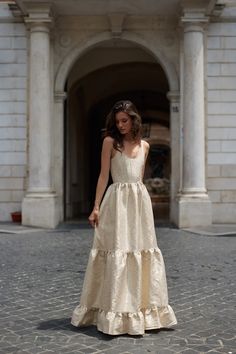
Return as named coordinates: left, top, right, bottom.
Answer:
left=108, top=13, right=126, bottom=38
left=167, top=91, right=180, bottom=103
left=24, top=2, right=54, bottom=26
left=180, top=1, right=210, bottom=26
left=54, top=91, right=67, bottom=103
left=59, top=34, right=72, bottom=48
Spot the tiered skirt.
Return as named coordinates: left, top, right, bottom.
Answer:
left=71, top=182, right=177, bottom=335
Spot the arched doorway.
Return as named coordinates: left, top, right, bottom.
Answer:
left=64, top=44, right=171, bottom=222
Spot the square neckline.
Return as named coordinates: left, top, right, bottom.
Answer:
left=111, top=140, right=143, bottom=160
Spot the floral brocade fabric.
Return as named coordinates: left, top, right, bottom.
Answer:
left=71, top=141, right=177, bottom=335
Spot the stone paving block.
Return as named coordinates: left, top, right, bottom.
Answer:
left=219, top=332, right=236, bottom=340
left=145, top=338, right=170, bottom=346
left=65, top=351, right=86, bottom=354
left=90, top=342, right=113, bottom=350
left=152, top=349, right=175, bottom=354
left=21, top=347, right=45, bottom=354
left=0, top=227, right=235, bottom=354
left=58, top=344, right=91, bottom=353
left=0, top=346, right=19, bottom=353
left=116, top=337, right=136, bottom=345
left=186, top=337, right=205, bottom=345
left=98, top=345, right=123, bottom=353
left=126, top=349, right=152, bottom=354
left=2, top=336, right=21, bottom=345
left=221, top=339, right=236, bottom=348
left=188, top=345, right=220, bottom=352
left=13, top=342, right=37, bottom=351
left=39, top=342, right=62, bottom=351
left=80, top=347, right=100, bottom=353
left=213, top=347, right=235, bottom=353
left=66, top=335, right=86, bottom=345
left=180, top=350, right=203, bottom=354
left=205, top=336, right=223, bottom=346
left=169, top=336, right=187, bottom=346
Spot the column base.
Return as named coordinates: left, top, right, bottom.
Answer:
left=22, top=193, right=61, bottom=229
left=173, top=194, right=212, bottom=228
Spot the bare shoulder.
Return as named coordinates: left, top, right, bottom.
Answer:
left=103, top=136, right=114, bottom=146
left=102, top=136, right=114, bottom=156
left=142, top=139, right=150, bottom=153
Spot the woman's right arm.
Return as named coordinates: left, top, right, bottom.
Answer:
left=88, top=136, right=113, bottom=227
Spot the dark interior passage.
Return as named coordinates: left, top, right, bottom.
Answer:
left=64, top=55, right=170, bottom=221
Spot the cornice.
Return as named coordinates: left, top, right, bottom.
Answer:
left=55, top=15, right=178, bottom=31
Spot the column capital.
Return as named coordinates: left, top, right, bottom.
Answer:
left=180, top=0, right=209, bottom=29
left=54, top=91, right=67, bottom=103
left=180, top=18, right=209, bottom=33
left=167, top=91, right=180, bottom=103
left=24, top=2, right=54, bottom=27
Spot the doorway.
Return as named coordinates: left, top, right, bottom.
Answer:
left=64, top=46, right=170, bottom=222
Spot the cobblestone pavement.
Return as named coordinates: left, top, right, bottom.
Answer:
left=0, top=224, right=235, bottom=354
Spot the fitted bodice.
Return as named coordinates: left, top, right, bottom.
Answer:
left=110, top=142, right=145, bottom=183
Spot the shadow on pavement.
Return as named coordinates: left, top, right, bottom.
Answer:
left=37, top=317, right=175, bottom=341
left=37, top=317, right=75, bottom=331
left=37, top=317, right=122, bottom=340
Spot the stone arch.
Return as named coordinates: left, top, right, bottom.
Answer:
left=54, top=31, right=179, bottom=93
left=53, top=30, right=180, bottom=224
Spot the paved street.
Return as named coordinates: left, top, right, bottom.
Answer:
left=0, top=224, right=235, bottom=354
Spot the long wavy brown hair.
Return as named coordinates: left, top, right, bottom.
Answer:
left=104, top=100, right=142, bottom=151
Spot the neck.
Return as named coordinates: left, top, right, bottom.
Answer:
left=123, top=133, right=135, bottom=142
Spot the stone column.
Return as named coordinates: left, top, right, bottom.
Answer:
left=177, top=9, right=212, bottom=228
left=22, top=4, right=60, bottom=228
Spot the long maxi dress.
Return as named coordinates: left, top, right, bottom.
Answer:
left=71, top=141, right=177, bottom=335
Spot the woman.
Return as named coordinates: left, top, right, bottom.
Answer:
left=71, top=100, right=177, bottom=335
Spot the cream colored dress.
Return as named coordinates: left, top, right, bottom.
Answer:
left=71, top=141, right=177, bottom=335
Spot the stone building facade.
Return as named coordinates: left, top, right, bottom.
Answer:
left=0, top=0, right=236, bottom=228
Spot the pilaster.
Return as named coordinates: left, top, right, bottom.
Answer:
left=167, top=91, right=181, bottom=224
left=53, top=91, right=67, bottom=222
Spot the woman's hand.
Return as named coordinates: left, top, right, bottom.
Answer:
left=88, top=208, right=99, bottom=228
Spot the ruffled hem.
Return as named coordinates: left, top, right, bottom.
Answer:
left=90, top=247, right=161, bottom=256
left=71, top=305, right=177, bottom=335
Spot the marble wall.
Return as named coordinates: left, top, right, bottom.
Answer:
left=0, top=5, right=27, bottom=220
left=207, top=22, right=236, bottom=223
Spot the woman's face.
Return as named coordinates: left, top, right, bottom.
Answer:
left=115, top=111, right=132, bottom=135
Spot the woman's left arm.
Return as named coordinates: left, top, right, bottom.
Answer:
left=142, top=140, right=150, bottom=179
